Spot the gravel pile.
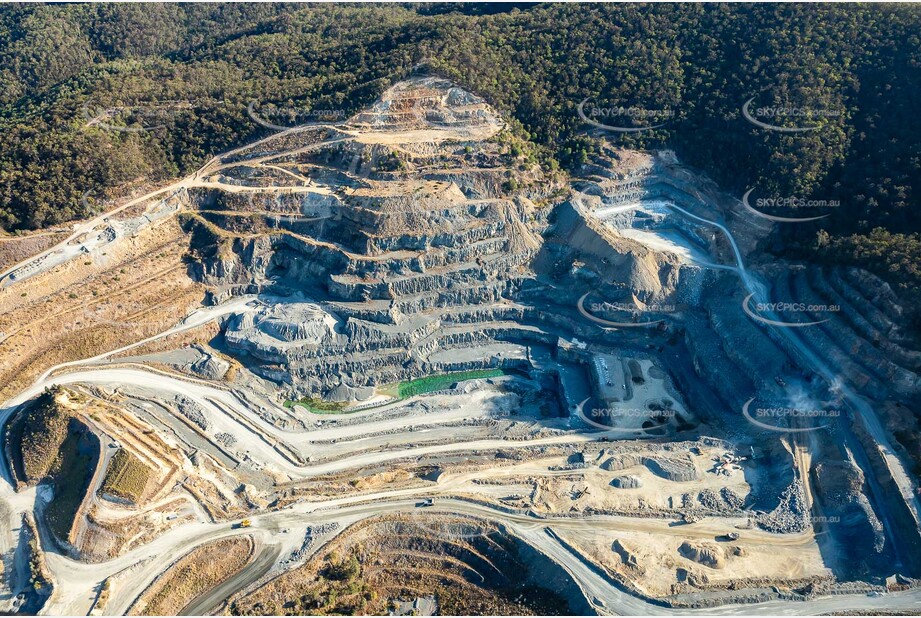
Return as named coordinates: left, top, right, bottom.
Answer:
left=288, top=523, right=340, bottom=563
left=720, top=487, right=745, bottom=509
left=757, top=481, right=809, bottom=533
left=174, top=395, right=210, bottom=431
left=696, top=489, right=722, bottom=510
left=611, top=475, right=643, bottom=489
left=215, top=432, right=237, bottom=447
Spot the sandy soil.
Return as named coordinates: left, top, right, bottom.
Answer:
left=128, top=535, right=255, bottom=615
left=558, top=525, right=830, bottom=598
left=0, top=216, right=203, bottom=399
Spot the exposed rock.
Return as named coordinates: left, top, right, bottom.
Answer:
left=644, top=455, right=699, bottom=482
left=190, top=81, right=550, bottom=400
left=174, top=395, right=209, bottom=431
left=720, top=487, right=745, bottom=510
left=189, top=350, right=230, bottom=380
left=697, top=489, right=722, bottom=510
left=215, top=432, right=237, bottom=448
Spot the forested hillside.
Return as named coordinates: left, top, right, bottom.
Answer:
left=1, top=3, right=919, bottom=302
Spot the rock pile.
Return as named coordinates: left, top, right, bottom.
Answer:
left=611, top=475, right=643, bottom=489
left=678, top=541, right=726, bottom=569
left=174, top=395, right=209, bottom=431
left=756, top=481, right=809, bottom=533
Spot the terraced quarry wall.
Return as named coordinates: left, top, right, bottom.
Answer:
left=227, top=515, right=582, bottom=616
left=2, top=76, right=921, bottom=616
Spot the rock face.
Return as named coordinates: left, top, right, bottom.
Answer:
left=185, top=79, right=774, bottom=412
left=189, top=347, right=230, bottom=380
left=557, top=147, right=735, bottom=308
left=757, top=481, right=809, bottom=533
left=813, top=459, right=889, bottom=576
left=349, top=77, right=503, bottom=139
left=183, top=77, right=556, bottom=398
left=176, top=80, right=918, bottom=589
left=47, top=74, right=916, bottom=595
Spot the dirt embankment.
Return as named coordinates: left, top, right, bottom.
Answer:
left=5, top=389, right=101, bottom=554
left=0, top=216, right=202, bottom=400
left=129, top=535, right=255, bottom=616
left=227, top=514, right=576, bottom=616
left=0, top=230, right=69, bottom=273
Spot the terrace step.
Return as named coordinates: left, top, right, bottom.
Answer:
left=808, top=267, right=921, bottom=372
left=791, top=268, right=919, bottom=394
left=840, top=267, right=906, bottom=324
left=682, top=311, right=756, bottom=414
left=772, top=268, right=884, bottom=394
left=706, top=288, right=791, bottom=393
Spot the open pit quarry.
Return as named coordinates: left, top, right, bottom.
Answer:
left=1, top=77, right=921, bottom=616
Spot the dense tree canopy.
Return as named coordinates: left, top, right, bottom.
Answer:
left=1, top=3, right=919, bottom=296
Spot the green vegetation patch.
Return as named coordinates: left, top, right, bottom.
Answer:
left=22, top=514, right=53, bottom=604
left=284, top=369, right=511, bottom=415
left=285, top=397, right=349, bottom=414
left=397, top=368, right=508, bottom=398
left=5, top=388, right=100, bottom=544
left=230, top=549, right=373, bottom=616
left=100, top=449, right=151, bottom=504
left=814, top=228, right=921, bottom=311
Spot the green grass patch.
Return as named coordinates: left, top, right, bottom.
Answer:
left=283, top=369, right=512, bottom=415
left=101, top=449, right=151, bottom=504
left=284, top=397, right=349, bottom=414
left=397, top=369, right=508, bottom=399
